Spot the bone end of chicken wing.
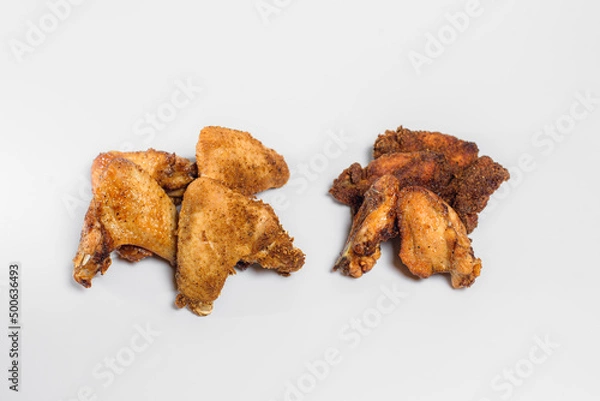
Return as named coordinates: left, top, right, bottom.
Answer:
left=175, top=177, right=305, bottom=316
left=72, top=199, right=113, bottom=288
left=397, top=186, right=481, bottom=288
left=334, top=174, right=399, bottom=278
left=196, top=126, right=290, bottom=195
left=175, top=294, right=214, bottom=317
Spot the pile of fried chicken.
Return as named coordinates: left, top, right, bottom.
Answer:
left=330, top=126, right=509, bottom=288
left=72, top=127, right=305, bottom=316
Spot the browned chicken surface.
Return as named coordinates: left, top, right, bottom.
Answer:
left=73, top=158, right=177, bottom=288
left=333, top=175, right=399, bottom=278
left=175, top=177, right=305, bottom=316
left=196, top=126, right=290, bottom=196
left=373, top=126, right=480, bottom=171
left=331, top=126, right=508, bottom=288
left=91, top=149, right=197, bottom=202
left=331, top=134, right=509, bottom=232
left=397, top=186, right=481, bottom=288
left=72, top=127, right=304, bottom=317
left=446, top=155, right=511, bottom=233
left=329, top=151, right=454, bottom=213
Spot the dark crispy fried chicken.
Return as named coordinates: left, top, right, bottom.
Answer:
left=373, top=126, right=479, bottom=172
left=446, top=156, right=510, bottom=233
left=329, top=151, right=454, bottom=213
left=333, top=175, right=399, bottom=278
left=331, top=129, right=509, bottom=232
left=331, top=126, right=508, bottom=287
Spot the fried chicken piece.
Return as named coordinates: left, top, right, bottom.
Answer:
left=329, top=151, right=454, bottom=213
left=73, top=158, right=177, bottom=288
left=448, top=156, right=510, bottom=233
left=196, top=126, right=290, bottom=196
left=175, top=177, right=305, bottom=316
left=86, top=149, right=195, bottom=262
left=397, top=186, right=481, bottom=288
left=373, top=126, right=479, bottom=171
left=92, top=149, right=197, bottom=200
left=333, top=175, right=399, bottom=278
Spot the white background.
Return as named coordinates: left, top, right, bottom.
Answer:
left=1, top=1, right=599, bottom=400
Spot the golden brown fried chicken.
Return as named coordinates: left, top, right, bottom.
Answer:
left=73, top=158, right=177, bottom=288
left=333, top=175, right=399, bottom=278
left=175, top=177, right=305, bottom=316
left=92, top=149, right=197, bottom=201
left=397, top=186, right=481, bottom=288
left=447, top=156, right=510, bottom=233
left=196, top=126, right=290, bottom=196
left=88, top=149, right=195, bottom=262
left=373, top=126, right=479, bottom=171
left=329, top=151, right=454, bottom=213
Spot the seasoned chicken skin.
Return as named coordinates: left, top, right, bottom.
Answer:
left=75, top=148, right=193, bottom=271
left=329, top=151, right=454, bottom=213
left=397, top=186, right=481, bottom=288
left=91, top=149, right=197, bottom=201
left=73, top=158, right=177, bottom=288
left=371, top=126, right=509, bottom=232
left=331, top=151, right=508, bottom=232
left=334, top=175, right=399, bottom=278
left=447, top=156, right=510, bottom=233
left=175, top=177, right=305, bottom=316
left=373, top=126, right=479, bottom=171
left=196, top=126, right=290, bottom=196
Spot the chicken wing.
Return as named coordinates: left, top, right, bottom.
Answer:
left=92, top=149, right=197, bottom=201
left=73, top=158, right=177, bottom=288
left=447, top=156, right=510, bottom=233
left=196, top=126, right=290, bottom=195
left=373, top=126, right=479, bottom=171
left=175, top=177, right=305, bottom=316
left=86, top=149, right=195, bottom=263
left=397, top=186, right=481, bottom=288
left=329, top=151, right=454, bottom=213
left=333, top=175, right=399, bottom=278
